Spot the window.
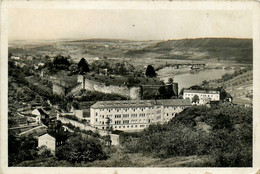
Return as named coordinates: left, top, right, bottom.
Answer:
left=96, top=112, right=98, bottom=116
left=115, top=114, right=121, bottom=118
left=123, top=120, right=129, bottom=124
left=115, top=120, right=121, bottom=124
left=139, top=113, right=145, bottom=117
left=123, top=114, right=129, bottom=118
left=131, top=114, right=137, bottom=117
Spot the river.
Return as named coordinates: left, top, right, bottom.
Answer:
left=158, top=67, right=235, bottom=90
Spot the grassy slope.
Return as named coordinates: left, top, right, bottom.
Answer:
left=17, top=152, right=213, bottom=167
left=126, top=38, right=253, bottom=63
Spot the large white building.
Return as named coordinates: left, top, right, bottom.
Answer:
left=183, top=89, right=220, bottom=105
left=90, top=99, right=191, bottom=131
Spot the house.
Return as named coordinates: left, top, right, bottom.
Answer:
left=183, top=89, right=220, bottom=105
left=38, top=133, right=56, bottom=154
left=38, top=132, right=68, bottom=155
left=94, top=57, right=102, bottom=61
left=11, top=56, right=20, bottom=60
left=90, top=99, right=191, bottom=131
left=32, top=108, right=50, bottom=125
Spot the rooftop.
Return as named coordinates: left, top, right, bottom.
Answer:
left=183, top=89, right=220, bottom=94
left=91, top=99, right=191, bottom=109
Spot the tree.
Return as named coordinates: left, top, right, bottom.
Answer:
left=56, top=135, right=107, bottom=163
left=53, top=54, right=71, bottom=70
left=168, top=78, right=174, bottom=84
left=127, top=77, right=140, bottom=86
left=145, top=65, right=156, bottom=77
left=78, top=58, right=90, bottom=73
left=192, top=94, right=200, bottom=104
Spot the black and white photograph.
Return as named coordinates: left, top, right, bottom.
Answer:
left=1, top=1, right=260, bottom=173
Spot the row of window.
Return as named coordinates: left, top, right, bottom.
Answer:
left=185, top=93, right=217, bottom=98
left=106, top=124, right=149, bottom=129
left=99, top=107, right=152, bottom=112
left=95, top=112, right=178, bottom=121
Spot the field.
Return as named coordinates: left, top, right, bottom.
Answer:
left=9, top=38, right=253, bottom=65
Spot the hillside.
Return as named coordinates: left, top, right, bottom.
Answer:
left=9, top=38, right=253, bottom=64
left=126, top=38, right=253, bottom=63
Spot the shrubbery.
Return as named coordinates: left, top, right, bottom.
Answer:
left=121, top=104, right=252, bottom=166
left=56, top=134, right=107, bottom=163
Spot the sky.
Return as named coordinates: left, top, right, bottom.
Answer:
left=8, top=9, right=252, bottom=41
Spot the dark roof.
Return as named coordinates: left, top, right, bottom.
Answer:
left=91, top=99, right=191, bottom=109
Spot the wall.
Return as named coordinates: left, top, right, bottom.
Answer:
left=53, top=83, right=65, bottom=96
left=76, top=75, right=178, bottom=100
left=57, top=116, right=108, bottom=136
left=110, top=134, right=120, bottom=146
left=38, top=134, right=56, bottom=153
left=77, top=75, right=142, bottom=100
left=68, top=83, right=82, bottom=95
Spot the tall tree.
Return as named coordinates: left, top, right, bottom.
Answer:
left=78, top=58, right=90, bottom=72
left=145, top=65, right=156, bottom=77
left=192, top=94, right=200, bottom=104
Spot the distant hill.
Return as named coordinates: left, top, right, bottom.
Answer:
left=125, top=38, right=253, bottom=63
left=9, top=38, right=253, bottom=64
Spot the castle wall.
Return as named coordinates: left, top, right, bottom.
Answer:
left=77, top=75, right=142, bottom=100
left=53, top=84, right=65, bottom=96
left=68, top=83, right=82, bottom=96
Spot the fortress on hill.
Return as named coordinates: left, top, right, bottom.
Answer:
left=52, top=75, right=178, bottom=99
left=77, top=75, right=178, bottom=100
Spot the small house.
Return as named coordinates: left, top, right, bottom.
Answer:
left=38, top=133, right=56, bottom=154
left=38, top=132, right=68, bottom=155
left=32, top=108, right=50, bottom=125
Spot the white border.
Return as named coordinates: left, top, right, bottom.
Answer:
left=1, top=1, right=260, bottom=174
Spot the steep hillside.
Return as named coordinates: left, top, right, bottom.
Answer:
left=125, top=38, right=253, bottom=63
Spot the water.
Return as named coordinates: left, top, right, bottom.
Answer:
left=159, top=68, right=234, bottom=90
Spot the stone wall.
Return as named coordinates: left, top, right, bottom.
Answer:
left=77, top=75, right=142, bottom=100
left=76, top=75, right=178, bottom=100
left=53, top=83, right=65, bottom=96
left=57, top=116, right=108, bottom=136
left=68, top=83, right=82, bottom=96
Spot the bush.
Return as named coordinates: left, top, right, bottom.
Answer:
left=56, top=135, right=107, bottom=163
left=122, top=105, right=252, bottom=166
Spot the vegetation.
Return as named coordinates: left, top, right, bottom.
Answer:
left=56, top=134, right=107, bottom=163
left=76, top=91, right=127, bottom=102
left=221, top=67, right=252, bottom=82
left=120, top=104, right=252, bottom=167
left=77, top=58, right=90, bottom=73
left=192, top=94, right=200, bottom=104
left=8, top=131, right=39, bottom=166
left=145, top=65, right=157, bottom=77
